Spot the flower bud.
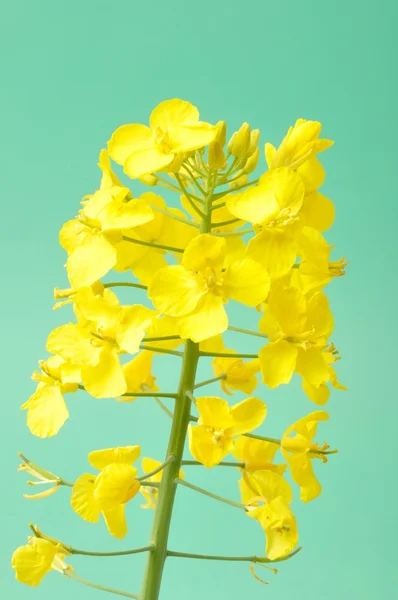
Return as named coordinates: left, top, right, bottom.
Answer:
left=244, top=147, right=260, bottom=174
left=208, top=141, right=226, bottom=169
left=247, top=129, right=260, bottom=157
left=229, top=174, right=248, bottom=189
left=139, top=174, right=158, bottom=186
left=215, top=121, right=227, bottom=146
left=227, top=123, right=251, bottom=158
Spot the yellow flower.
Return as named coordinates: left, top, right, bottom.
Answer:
left=281, top=411, right=331, bottom=502
left=213, top=355, right=260, bottom=396
left=71, top=446, right=141, bottom=539
left=47, top=289, right=157, bottom=398
left=265, top=119, right=333, bottom=170
left=21, top=356, right=80, bottom=438
left=148, top=233, right=270, bottom=342
left=108, top=98, right=217, bottom=178
left=114, top=192, right=196, bottom=285
left=188, top=396, right=267, bottom=468
left=139, top=458, right=184, bottom=509
left=18, top=453, right=62, bottom=499
left=231, top=437, right=286, bottom=474
left=239, top=470, right=298, bottom=561
left=12, top=537, right=71, bottom=586
left=258, top=284, right=337, bottom=403
left=117, top=351, right=159, bottom=402
left=227, top=168, right=304, bottom=280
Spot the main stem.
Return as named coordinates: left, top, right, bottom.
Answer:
left=139, top=167, right=213, bottom=600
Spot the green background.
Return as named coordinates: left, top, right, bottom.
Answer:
left=1, top=0, right=397, bottom=598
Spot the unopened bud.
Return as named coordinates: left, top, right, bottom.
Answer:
left=139, top=174, right=157, bottom=186
left=208, top=141, right=226, bottom=169
left=244, top=147, right=260, bottom=174
left=228, top=123, right=251, bottom=158
left=247, top=129, right=260, bottom=157
left=229, top=174, right=248, bottom=189
left=214, top=121, right=227, bottom=146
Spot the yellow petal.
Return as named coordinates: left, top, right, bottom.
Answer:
left=12, top=538, right=57, bottom=587
left=21, top=384, right=69, bottom=438
left=47, top=323, right=100, bottom=366
left=124, top=147, right=173, bottom=178
left=148, top=265, right=206, bottom=316
left=285, top=453, right=321, bottom=502
left=102, top=505, right=128, bottom=539
left=176, top=293, right=228, bottom=342
left=71, top=473, right=101, bottom=522
left=89, top=446, right=141, bottom=470
left=227, top=185, right=279, bottom=225
left=59, top=219, right=91, bottom=253
left=295, top=225, right=330, bottom=269
left=232, top=437, right=284, bottom=473
left=241, top=470, right=293, bottom=505
left=296, top=156, right=325, bottom=193
left=108, top=124, right=154, bottom=165
left=116, top=305, right=157, bottom=354
left=229, top=397, right=267, bottom=435
left=94, top=463, right=140, bottom=510
left=296, top=347, right=331, bottom=388
left=284, top=410, right=329, bottom=440
left=259, top=340, right=298, bottom=388
left=121, top=351, right=158, bottom=397
left=247, top=228, right=296, bottom=280
left=67, top=232, right=116, bottom=289
left=196, top=396, right=233, bottom=429
left=170, top=123, right=217, bottom=153
left=300, top=192, right=335, bottom=232
left=268, top=285, right=307, bottom=337
left=100, top=197, right=154, bottom=232
left=188, top=424, right=230, bottom=468
left=262, top=496, right=298, bottom=560
left=305, top=291, right=334, bottom=338
left=221, top=258, right=270, bottom=305
left=302, top=380, right=330, bottom=405
left=82, top=348, right=127, bottom=398
left=150, top=99, right=199, bottom=130
left=258, top=167, right=305, bottom=216
left=182, top=234, right=226, bottom=272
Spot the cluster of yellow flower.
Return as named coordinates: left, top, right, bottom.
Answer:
left=14, top=99, right=346, bottom=598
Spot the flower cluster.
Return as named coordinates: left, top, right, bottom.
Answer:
left=14, top=99, right=346, bottom=597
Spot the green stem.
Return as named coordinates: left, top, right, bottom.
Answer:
left=140, top=167, right=214, bottom=600
left=181, top=163, right=206, bottom=196
left=244, top=432, right=281, bottom=444
left=122, top=392, right=177, bottom=399
left=166, top=547, right=302, bottom=563
left=213, top=228, right=253, bottom=237
left=199, top=351, right=258, bottom=359
left=67, top=572, right=139, bottom=599
left=137, top=457, right=175, bottom=482
left=103, top=282, right=147, bottom=290
left=139, top=345, right=183, bottom=357
left=147, top=202, right=199, bottom=228
left=140, top=482, right=160, bottom=489
left=72, top=545, right=155, bottom=557
left=228, top=325, right=268, bottom=339
left=181, top=460, right=244, bottom=468
left=193, top=375, right=225, bottom=389
left=212, top=178, right=259, bottom=200
left=211, top=217, right=240, bottom=227
left=139, top=341, right=199, bottom=600
left=175, top=173, right=205, bottom=218
left=122, top=235, right=184, bottom=254
left=143, top=335, right=181, bottom=343
left=176, top=478, right=245, bottom=510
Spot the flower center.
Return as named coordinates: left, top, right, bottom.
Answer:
left=153, top=126, right=173, bottom=154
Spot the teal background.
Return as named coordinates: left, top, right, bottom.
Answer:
left=1, top=0, right=397, bottom=598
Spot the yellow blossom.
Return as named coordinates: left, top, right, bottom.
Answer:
left=239, top=470, right=298, bottom=560
left=47, top=289, right=157, bottom=398
left=148, top=233, right=270, bottom=342
left=231, top=437, right=286, bottom=474
left=12, top=537, right=72, bottom=586
left=117, top=351, right=159, bottom=402
left=188, top=396, right=267, bottom=468
left=60, top=182, right=154, bottom=289
left=281, top=411, right=331, bottom=502
left=108, top=99, right=217, bottom=178
left=21, top=356, right=80, bottom=438
left=258, top=284, right=339, bottom=403
left=265, top=119, right=333, bottom=170
left=71, top=446, right=141, bottom=539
